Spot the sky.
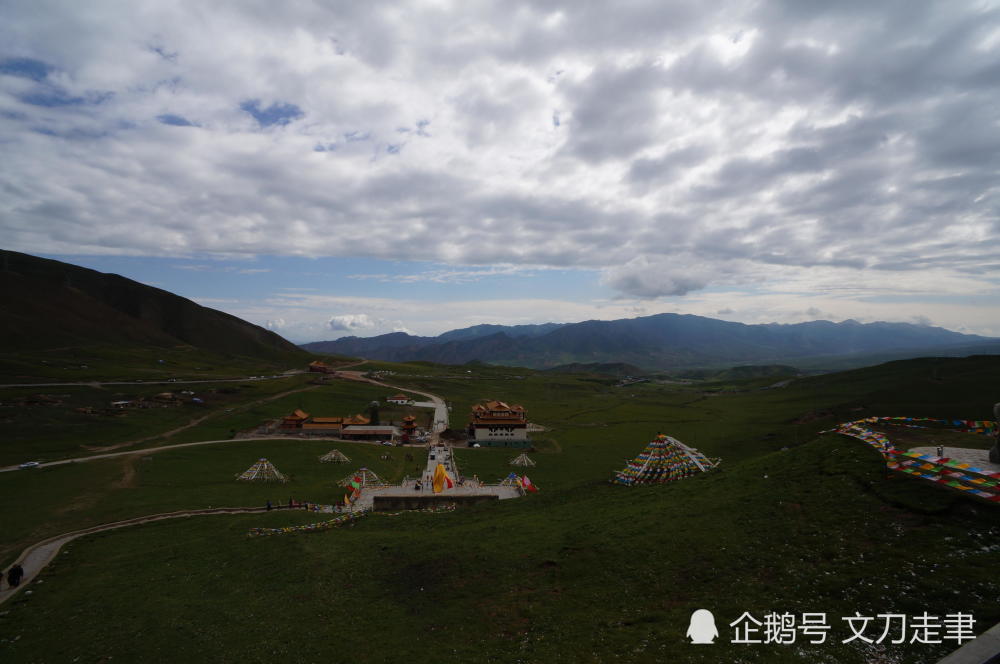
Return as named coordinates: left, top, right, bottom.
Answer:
left=1, top=1, right=999, bottom=343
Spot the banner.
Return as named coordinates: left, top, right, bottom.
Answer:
left=827, top=417, right=1000, bottom=502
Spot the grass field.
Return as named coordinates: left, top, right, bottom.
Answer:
left=0, top=343, right=313, bottom=384
left=1, top=354, right=998, bottom=663
left=0, top=373, right=405, bottom=466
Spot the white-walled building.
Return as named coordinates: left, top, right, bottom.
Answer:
left=467, top=400, right=529, bottom=447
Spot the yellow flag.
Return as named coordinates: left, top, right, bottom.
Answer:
left=433, top=463, right=452, bottom=493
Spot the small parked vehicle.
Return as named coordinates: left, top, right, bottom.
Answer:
left=19, top=461, right=40, bottom=469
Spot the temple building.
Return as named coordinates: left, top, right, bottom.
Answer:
left=278, top=411, right=377, bottom=437
left=387, top=393, right=413, bottom=405
left=467, top=400, right=529, bottom=447
left=301, top=417, right=344, bottom=435
left=281, top=409, right=310, bottom=429
left=341, top=424, right=401, bottom=441
left=308, top=361, right=336, bottom=374
left=401, top=414, right=417, bottom=441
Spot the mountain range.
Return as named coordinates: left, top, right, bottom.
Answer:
left=302, top=313, right=998, bottom=371
left=5, top=250, right=996, bottom=373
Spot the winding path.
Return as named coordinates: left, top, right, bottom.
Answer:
left=333, top=370, right=450, bottom=439
left=0, top=506, right=272, bottom=606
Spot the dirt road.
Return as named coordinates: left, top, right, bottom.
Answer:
left=334, top=371, right=449, bottom=439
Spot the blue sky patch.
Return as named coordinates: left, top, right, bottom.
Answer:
left=157, top=113, right=196, bottom=127
left=0, top=57, right=55, bottom=81
left=33, top=126, right=108, bottom=140
left=240, top=99, right=304, bottom=127
left=19, top=88, right=113, bottom=108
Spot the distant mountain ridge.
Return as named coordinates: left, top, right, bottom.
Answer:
left=301, top=313, right=994, bottom=370
left=1, top=250, right=303, bottom=360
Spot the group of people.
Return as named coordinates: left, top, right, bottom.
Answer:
left=2, top=563, right=24, bottom=590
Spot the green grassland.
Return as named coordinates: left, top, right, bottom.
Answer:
left=0, top=439, right=420, bottom=568
left=3, top=441, right=998, bottom=664
left=0, top=375, right=313, bottom=465
left=0, top=373, right=402, bottom=466
left=0, top=354, right=999, bottom=663
left=0, top=343, right=312, bottom=384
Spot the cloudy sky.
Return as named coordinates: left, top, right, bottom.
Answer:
left=2, top=1, right=999, bottom=342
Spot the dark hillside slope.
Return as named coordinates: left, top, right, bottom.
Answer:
left=0, top=250, right=303, bottom=360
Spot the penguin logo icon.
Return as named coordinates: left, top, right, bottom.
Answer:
left=686, top=609, right=718, bottom=644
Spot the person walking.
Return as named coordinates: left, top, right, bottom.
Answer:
left=7, top=563, right=24, bottom=588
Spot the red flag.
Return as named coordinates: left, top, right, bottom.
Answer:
left=521, top=475, right=539, bottom=492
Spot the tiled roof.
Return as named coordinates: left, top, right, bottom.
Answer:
left=472, top=418, right=528, bottom=425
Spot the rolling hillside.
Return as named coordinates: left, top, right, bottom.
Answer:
left=0, top=250, right=305, bottom=362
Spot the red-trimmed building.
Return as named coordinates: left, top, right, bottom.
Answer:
left=401, top=414, right=417, bottom=441
left=467, top=400, right=529, bottom=447
left=281, top=409, right=310, bottom=429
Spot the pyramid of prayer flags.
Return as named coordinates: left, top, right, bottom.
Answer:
left=509, top=452, right=536, bottom=467
left=612, top=434, right=719, bottom=486
left=337, top=467, right=387, bottom=488
left=235, top=458, right=289, bottom=483
left=500, top=472, right=522, bottom=487
left=319, top=449, right=350, bottom=463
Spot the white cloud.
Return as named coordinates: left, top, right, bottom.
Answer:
left=348, top=264, right=545, bottom=284
left=0, top=1, right=998, bottom=329
left=327, top=314, right=380, bottom=331
left=601, top=256, right=710, bottom=298
left=324, top=313, right=411, bottom=337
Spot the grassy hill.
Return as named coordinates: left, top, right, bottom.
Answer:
left=542, top=361, right=646, bottom=376
left=1, top=355, right=999, bottom=663
left=0, top=250, right=310, bottom=380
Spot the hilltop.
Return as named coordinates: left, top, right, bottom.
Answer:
left=0, top=250, right=308, bottom=372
